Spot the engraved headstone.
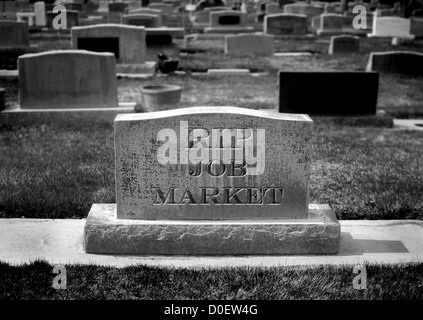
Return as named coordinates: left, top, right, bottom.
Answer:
left=84, top=107, right=341, bottom=255
left=18, top=50, right=117, bottom=109
left=264, top=13, right=308, bottom=35
left=71, top=24, right=147, bottom=64
left=316, top=13, right=344, bottom=35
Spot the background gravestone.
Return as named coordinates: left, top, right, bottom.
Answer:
left=122, top=13, right=162, bottom=28
left=71, top=24, right=146, bottom=64
left=84, top=107, right=341, bottom=255
left=18, top=50, right=117, bottom=109
left=368, top=16, right=415, bottom=39
left=329, top=35, right=360, bottom=54
left=264, top=13, right=308, bottom=35
left=0, top=21, right=29, bottom=48
left=366, top=51, right=423, bottom=76
left=278, top=71, right=379, bottom=115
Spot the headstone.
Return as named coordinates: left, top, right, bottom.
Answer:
left=205, top=10, right=253, bottom=32
left=97, top=0, right=109, bottom=13
left=34, top=1, right=46, bottom=27
left=316, top=13, right=344, bottom=35
left=225, top=34, right=274, bottom=56
left=16, top=12, right=36, bottom=27
left=18, top=50, right=117, bottom=109
left=122, top=13, right=162, bottom=28
left=410, top=17, right=423, bottom=37
left=366, top=51, right=423, bottom=76
left=264, top=13, right=308, bottom=35
left=368, top=16, right=415, bottom=39
left=0, top=21, right=29, bottom=48
left=0, top=88, right=5, bottom=112
left=328, top=35, right=360, bottom=54
left=71, top=24, right=146, bottom=64
left=278, top=71, right=379, bottom=115
left=84, top=107, right=341, bottom=255
left=194, top=7, right=231, bottom=25
left=64, top=2, right=83, bottom=11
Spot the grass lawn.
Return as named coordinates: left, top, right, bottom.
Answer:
left=0, top=260, right=422, bottom=299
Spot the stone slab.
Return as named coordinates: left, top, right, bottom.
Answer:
left=18, top=50, right=118, bottom=109
left=84, top=203, right=340, bottom=255
left=115, top=107, right=312, bottom=220
left=368, top=17, right=415, bottom=39
left=366, top=51, right=423, bottom=76
left=0, top=102, right=135, bottom=127
left=394, top=119, right=423, bottom=131
left=309, top=110, right=394, bottom=128
left=1, top=217, right=422, bottom=267
left=278, top=71, right=379, bottom=116
left=264, top=14, right=308, bottom=36
left=0, top=20, right=30, bottom=48
left=146, top=27, right=185, bottom=38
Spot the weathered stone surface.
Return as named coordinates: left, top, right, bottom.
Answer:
left=115, top=107, right=312, bottom=220
left=366, top=51, right=423, bottom=76
left=71, top=24, right=146, bottom=64
left=279, top=71, right=379, bottom=115
left=283, top=3, right=324, bottom=20
left=225, top=34, right=274, bottom=56
left=84, top=203, right=340, bottom=255
left=329, top=35, right=360, bottom=54
left=148, top=3, right=174, bottom=14
left=410, top=17, right=423, bottom=38
left=18, top=50, right=117, bottom=109
left=0, top=21, right=29, bottom=48
left=264, top=13, right=308, bottom=35
left=368, top=16, right=415, bottom=39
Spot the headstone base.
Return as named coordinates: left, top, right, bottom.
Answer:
left=309, top=110, right=394, bottom=128
left=84, top=204, right=341, bottom=255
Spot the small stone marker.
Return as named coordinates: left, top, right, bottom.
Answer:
left=366, top=51, right=423, bottom=76
left=34, top=1, right=46, bottom=27
left=0, top=21, right=29, bottom=48
left=225, top=34, right=274, bottom=56
left=368, top=16, right=415, bottom=39
left=279, top=71, right=379, bottom=115
left=264, top=14, right=308, bottom=36
left=316, top=13, right=345, bottom=35
left=18, top=50, right=117, bottom=109
left=71, top=24, right=146, bottom=64
left=329, top=35, right=360, bottom=54
left=84, top=107, right=341, bottom=255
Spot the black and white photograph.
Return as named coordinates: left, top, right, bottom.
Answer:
left=0, top=0, right=422, bottom=311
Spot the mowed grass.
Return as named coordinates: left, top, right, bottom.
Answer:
left=0, top=107, right=422, bottom=220
left=1, top=260, right=422, bottom=299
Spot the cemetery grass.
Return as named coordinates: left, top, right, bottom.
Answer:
left=0, top=259, right=422, bottom=299
left=0, top=108, right=422, bottom=220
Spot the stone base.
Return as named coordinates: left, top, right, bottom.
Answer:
left=204, top=27, right=255, bottom=34
left=367, top=33, right=415, bottom=40
left=0, top=102, right=135, bottom=126
left=84, top=204, right=341, bottom=255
